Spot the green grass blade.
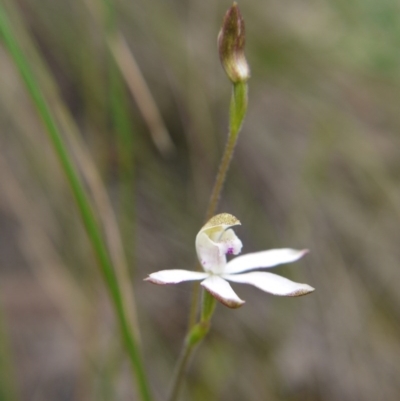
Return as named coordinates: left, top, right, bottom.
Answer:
left=0, top=5, right=152, bottom=401
left=0, top=297, right=19, bottom=401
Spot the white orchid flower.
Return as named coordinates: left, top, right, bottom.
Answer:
left=146, top=213, right=314, bottom=308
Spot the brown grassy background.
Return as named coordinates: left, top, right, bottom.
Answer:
left=1, top=0, right=400, bottom=400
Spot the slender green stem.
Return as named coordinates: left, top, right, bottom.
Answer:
left=169, top=81, right=248, bottom=401
left=205, top=82, right=248, bottom=221
left=188, top=274, right=201, bottom=328
left=0, top=7, right=152, bottom=401
left=205, top=126, right=240, bottom=221
left=229, top=82, right=248, bottom=137
left=166, top=340, right=195, bottom=401
left=167, top=318, right=210, bottom=401
left=201, top=291, right=217, bottom=322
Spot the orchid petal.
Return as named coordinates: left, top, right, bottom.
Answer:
left=224, top=272, right=315, bottom=296
left=145, top=270, right=208, bottom=285
left=201, top=275, right=245, bottom=308
left=217, top=228, right=243, bottom=256
left=196, top=232, right=227, bottom=273
left=196, top=213, right=242, bottom=274
left=224, top=249, right=308, bottom=274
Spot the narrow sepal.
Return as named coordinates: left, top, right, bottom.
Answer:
left=224, top=271, right=315, bottom=297
left=225, top=249, right=309, bottom=274
left=201, top=275, right=245, bottom=308
left=145, top=270, right=207, bottom=285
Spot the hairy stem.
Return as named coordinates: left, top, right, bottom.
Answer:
left=168, top=82, right=248, bottom=401
left=206, top=82, right=248, bottom=220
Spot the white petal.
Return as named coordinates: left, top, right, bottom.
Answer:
left=145, top=270, right=208, bottom=285
left=196, top=214, right=242, bottom=274
left=217, top=228, right=243, bottom=256
left=224, top=249, right=309, bottom=274
left=224, top=272, right=315, bottom=297
left=201, top=276, right=245, bottom=308
left=196, top=232, right=227, bottom=273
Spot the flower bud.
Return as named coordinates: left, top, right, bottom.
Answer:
left=218, top=3, right=250, bottom=83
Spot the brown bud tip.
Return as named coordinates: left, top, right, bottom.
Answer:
left=218, top=3, right=250, bottom=83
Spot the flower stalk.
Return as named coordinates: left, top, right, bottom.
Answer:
left=201, top=290, right=217, bottom=322
left=167, top=294, right=213, bottom=401
left=164, top=4, right=251, bottom=400
left=205, top=113, right=240, bottom=221
left=206, top=2, right=249, bottom=221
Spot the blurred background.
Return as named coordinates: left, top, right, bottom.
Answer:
left=1, top=0, right=400, bottom=400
